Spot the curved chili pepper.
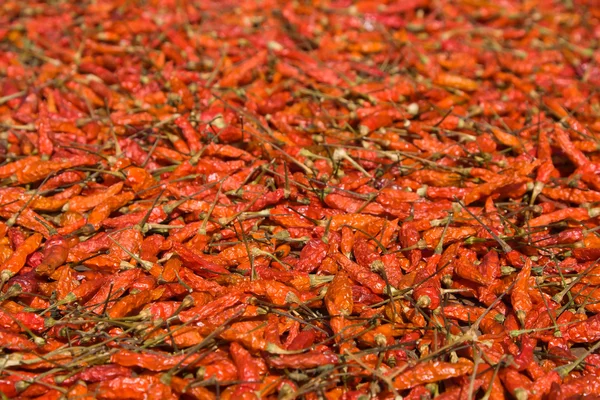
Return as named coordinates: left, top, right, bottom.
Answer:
left=412, top=254, right=442, bottom=310
left=1, top=233, right=42, bottom=281
left=393, top=358, right=474, bottom=390
left=35, top=234, right=69, bottom=277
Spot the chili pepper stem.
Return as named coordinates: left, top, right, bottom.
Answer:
left=0, top=271, right=14, bottom=291
left=556, top=339, right=600, bottom=378
left=332, top=148, right=373, bottom=178
left=416, top=295, right=431, bottom=308
left=219, top=209, right=272, bottom=225
left=455, top=199, right=512, bottom=253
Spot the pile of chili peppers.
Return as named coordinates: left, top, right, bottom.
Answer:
left=1, top=0, right=600, bottom=398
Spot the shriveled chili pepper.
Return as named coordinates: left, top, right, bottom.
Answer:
left=65, top=182, right=124, bottom=212
left=499, top=368, right=532, bottom=400
left=332, top=252, right=386, bottom=294
left=14, top=154, right=99, bottom=185
left=1, top=232, right=42, bottom=281
left=35, top=233, right=69, bottom=277
left=268, top=348, right=338, bottom=369
left=93, top=375, right=174, bottom=400
left=170, top=376, right=215, bottom=400
left=392, top=358, right=474, bottom=390
left=325, top=270, right=353, bottom=340
left=295, top=238, right=328, bottom=273
left=36, top=101, right=54, bottom=157
left=230, top=341, right=262, bottom=395
left=412, top=254, right=442, bottom=310
left=172, top=242, right=230, bottom=277
left=106, top=287, right=164, bottom=318
left=111, top=349, right=205, bottom=371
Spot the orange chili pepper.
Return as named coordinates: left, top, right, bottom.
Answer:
left=393, top=358, right=474, bottom=390
left=1, top=233, right=42, bottom=280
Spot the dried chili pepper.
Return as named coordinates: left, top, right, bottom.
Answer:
left=1, top=0, right=599, bottom=397
left=1, top=233, right=42, bottom=281
left=392, top=358, right=474, bottom=390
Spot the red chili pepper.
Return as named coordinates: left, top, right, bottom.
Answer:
left=1, top=232, right=42, bottom=281
left=14, top=154, right=99, bottom=185
left=171, top=376, right=216, bottom=400
left=393, top=358, right=474, bottom=390
left=219, top=50, right=267, bottom=87
left=107, top=287, right=164, bottom=318
left=230, top=342, right=262, bottom=395
left=268, top=348, right=338, bottom=369
left=332, top=252, right=386, bottom=294
left=294, top=238, right=328, bottom=273
left=529, top=207, right=599, bottom=227
left=412, top=254, right=442, bottom=310
left=172, top=242, right=230, bottom=277
left=178, top=292, right=246, bottom=324
left=0, top=308, right=45, bottom=333
left=35, top=234, right=69, bottom=277
left=36, top=101, right=54, bottom=157
left=174, top=114, right=202, bottom=154
left=65, top=182, right=125, bottom=213
left=85, top=269, right=142, bottom=314
left=325, top=270, right=353, bottom=341
left=63, top=365, right=133, bottom=385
